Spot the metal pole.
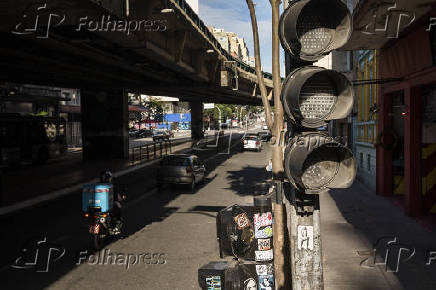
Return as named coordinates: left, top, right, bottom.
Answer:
left=281, top=1, right=324, bottom=289
left=147, top=144, right=149, bottom=160
left=153, top=142, right=156, bottom=159
left=285, top=188, right=324, bottom=290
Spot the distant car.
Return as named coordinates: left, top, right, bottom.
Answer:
left=243, top=135, right=262, bottom=152
left=157, top=154, right=206, bottom=189
left=137, top=129, right=153, bottom=138
left=258, top=131, right=272, bottom=142
left=263, top=125, right=268, bottom=130
left=129, top=129, right=140, bottom=138
left=153, top=130, right=170, bottom=142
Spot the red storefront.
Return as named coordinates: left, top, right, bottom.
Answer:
left=376, top=6, right=436, bottom=216
left=343, top=0, right=436, bottom=217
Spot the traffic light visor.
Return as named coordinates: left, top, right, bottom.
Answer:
left=279, top=0, right=352, bottom=61
left=281, top=66, right=354, bottom=128
left=284, top=135, right=357, bottom=193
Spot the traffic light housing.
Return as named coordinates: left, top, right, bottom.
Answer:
left=280, top=0, right=356, bottom=193
left=279, top=0, right=352, bottom=62
left=284, top=132, right=356, bottom=194
left=281, top=66, right=354, bottom=129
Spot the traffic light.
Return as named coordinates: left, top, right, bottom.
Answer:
left=284, top=132, right=356, bottom=194
left=279, top=0, right=356, bottom=193
left=279, top=0, right=352, bottom=62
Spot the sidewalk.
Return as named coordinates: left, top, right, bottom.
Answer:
left=322, top=180, right=436, bottom=290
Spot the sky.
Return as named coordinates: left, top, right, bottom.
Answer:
left=199, top=0, right=284, bottom=75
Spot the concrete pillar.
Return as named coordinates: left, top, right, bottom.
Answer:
left=190, top=101, right=204, bottom=141
left=81, top=89, right=128, bottom=160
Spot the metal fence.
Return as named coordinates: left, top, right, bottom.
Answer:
left=129, top=140, right=172, bottom=165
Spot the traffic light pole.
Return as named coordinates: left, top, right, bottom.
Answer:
left=285, top=184, right=324, bottom=289
left=279, top=1, right=355, bottom=289
left=282, top=0, right=323, bottom=288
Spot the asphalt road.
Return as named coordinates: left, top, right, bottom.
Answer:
left=0, top=131, right=271, bottom=289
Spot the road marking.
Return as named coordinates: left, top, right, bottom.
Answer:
left=204, top=131, right=246, bottom=162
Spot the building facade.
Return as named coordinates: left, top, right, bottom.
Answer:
left=353, top=50, right=378, bottom=191
left=349, top=0, right=436, bottom=216
left=208, top=27, right=252, bottom=65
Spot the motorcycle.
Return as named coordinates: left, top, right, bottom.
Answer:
left=82, top=183, right=126, bottom=250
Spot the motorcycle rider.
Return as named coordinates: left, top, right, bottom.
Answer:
left=100, top=171, right=123, bottom=235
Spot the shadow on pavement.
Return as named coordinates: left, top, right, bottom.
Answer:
left=0, top=133, right=245, bottom=289
left=329, top=181, right=436, bottom=290
left=226, top=165, right=270, bottom=197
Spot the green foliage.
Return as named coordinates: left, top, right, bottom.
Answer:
left=203, top=104, right=263, bottom=122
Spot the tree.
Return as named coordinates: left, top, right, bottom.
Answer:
left=143, top=97, right=164, bottom=123
left=245, top=0, right=287, bottom=288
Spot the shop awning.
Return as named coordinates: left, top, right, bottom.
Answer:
left=341, top=0, right=436, bottom=50
left=128, top=105, right=148, bottom=112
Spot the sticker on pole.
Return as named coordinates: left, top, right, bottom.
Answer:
left=258, top=275, right=275, bottom=290
left=243, top=278, right=257, bottom=289
left=258, top=238, right=271, bottom=251
left=255, top=249, right=274, bottom=261
left=297, top=225, right=314, bottom=250
left=255, top=263, right=274, bottom=276
left=255, top=226, right=273, bottom=239
left=253, top=212, right=273, bottom=229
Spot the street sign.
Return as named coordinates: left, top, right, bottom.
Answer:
left=203, top=103, right=215, bottom=109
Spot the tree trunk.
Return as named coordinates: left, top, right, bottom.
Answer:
left=245, top=0, right=274, bottom=131
left=246, top=0, right=288, bottom=288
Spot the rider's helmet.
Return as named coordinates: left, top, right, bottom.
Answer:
left=100, top=171, right=113, bottom=183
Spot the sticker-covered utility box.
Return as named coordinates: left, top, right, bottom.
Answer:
left=82, top=183, right=113, bottom=213
left=198, top=261, right=275, bottom=290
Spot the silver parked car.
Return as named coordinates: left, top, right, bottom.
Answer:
left=243, top=135, right=262, bottom=152
left=157, top=154, right=206, bottom=189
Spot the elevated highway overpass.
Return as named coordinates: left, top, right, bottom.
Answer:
left=0, top=0, right=274, bottom=160
left=0, top=0, right=274, bottom=105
